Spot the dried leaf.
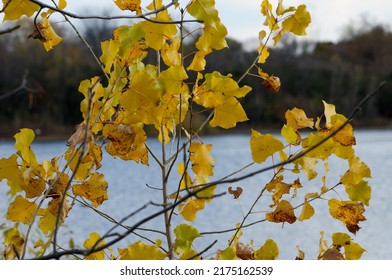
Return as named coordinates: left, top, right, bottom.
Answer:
left=228, top=186, right=243, bottom=199
left=266, top=200, right=296, bottom=224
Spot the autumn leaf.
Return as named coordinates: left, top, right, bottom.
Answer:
left=7, top=195, right=38, bottom=224
left=178, top=198, right=205, bottom=222
left=257, top=31, right=270, bottom=63
left=236, top=242, right=254, bottom=260
left=260, top=0, right=278, bottom=31
left=273, top=4, right=311, bottom=45
left=319, top=248, right=344, bottom=260
left=189, top=142, right=214, bottom=178
left=254, top=239, right=279, bottom=260
left=73, top=173, right=108, bottom=208
left=344, top=241, right=366, bottom=260
left=118, top=240, right=166, bottom=260
left=3, top=227, right=24, bottom=259
left=83, top=232, right=106, bottom=260
left=322, top=100, right=337, bottom=128
left=298, top=201, right=315, bottom=222
left=328, top=199, right=366, bottom=234
left=345, top=180, right=371, bottom=207
left=38, top=209, right=57, bottom=234
left=0, top=154, right=22, bottom=187
left=39, top=12, right=63, bottom=51
left=100, top=39, right=120, bottom=73
left=103, top=123, right=136, bottom=157
left=114, top=0, right=141, bottom=14
left=250, top=129, right=284, bottom=164
left=14, top=128, right=38, bottom=168
left=266, top=199, right=296, bottom=224
left=2, top=0, right=40, bottom=21
left=21, top=177, right=46, bottom=199
left=285, top=108, right=314, bottom=130
left=281, top=124, right=300, bottom=144
left=173, top=224, right=200, bottom=255
left=228, top=187, right=243, bottom=199
left=209, top=97, right=248, bottom=129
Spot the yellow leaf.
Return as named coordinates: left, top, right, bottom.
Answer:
left=254, top=239, right=279, bottom=260
left=39, top=13, right=63, bottom=51
left=7, top=195, right=38, bottom=224
left=21, top=177, right=46, bottom=198
left=281, top=4, right=311, bottom=36
left=295, top=156, right=318, bottom=180
left=14, top=128, right=38, bottom=168
left=344, top=241, right=366, bottom=260
left=100, top=39, right=120, bottom=73
left=281, top=124, right=300, bottom=144
left=3, top=227, right=24, bottom=259
left=138, top=10, right=177, bottom=50
left=209, top=97, right=248, bottom=129
left=345, top=180, right=371, bottom=206
left=188, top=142, right=214, bottom=178
left=0, top=155, right=22, bottom=187
left=174, top=224, right=200, bottom=255
left=250, top=129, right=284, bottom=164
left=187, top=50, right=210, bottom=72
left=341, top=156, right=372, bottom=186
left=332, top=232, right=351, bottom=247
left=328, top=199, right=366, bottom=234
left=330, top=114, right=356, bottom=146
left=298, top=201, right=314, bottom=221
left=218, top=246, right=236, bottom=260
left=260, top=0, right=278, bottom=31
left=73, top=173, right=108, bottom=208
left=276, top=0, right=295, bottom=16
left=161, top=37, right=182, bottom=67
left=2, top=0, right=40, bottom=21
left=266, top=199, right=296, bottom=224
left=194, top=71, right=251, bottom=108
left=177, top=162, right=192, bottom=190
left=178, top=198, right=204, bottom=222
left=38, top=209, right=57, bottom=234
left=322, top=100, right=337, bottom=128
left=257, top=31, right=270, bottom=63
left=147, top=0, right=163, bottom=10
left=58, top=0, right=67, bottom=10
left=103, top=123, right=136, bottom=157
left=285, top=107, right=314, bottom=130
left=83, top=232, right=106, bottom=260
left=114, top=0, right=141, bottom=14
left=118, top=240, right=166, bottom=260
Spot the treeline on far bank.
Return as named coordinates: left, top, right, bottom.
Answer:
left=1, top=19, right=391, bottom=139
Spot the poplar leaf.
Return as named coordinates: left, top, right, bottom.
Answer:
left=281, top=124, right=300, bottom=144
left=209, top=97, right=248, bottom=129
left=344, top=242, right=366, bottom=260
left=187, top=50, right=210, bottom=72
left=345, top=180, right=371, bottom=206
left=73, top=173, right=108, bottom=208
left=0, top=155, right=22, bottom=184
left=250, top=129, right=284, bottom=164
left=58, top=0, right=67, bottom=10
left=189, top=142, right=214, bottom=178
left=328, top=199, right=366, bottom=234
left=3, top=227, right=24, bottom=259
left=285, top=108, right=314, bottom=130
left=266, top=200, right=296, bottom=224
left=38, top=209, right=57, bottom=234
left=14, top=128, right=38, bottom=168
left=254, top=239, right=279, bottom=260
left=21, top=177, right=46, bottom=198
left=103, top=123, right=136, bottom=157
left=281, top=5, right=311, bottom=35
left=114, top=0, right=141, bottom=14
left=2, top=0, right=40, bottom=21
left=40, top=13, right=62, bottom=51
left=178, top=198, right=204, bottom=222
left=260, top=0, right=278, bottom=30
left=298, top=201, right=315, bottom=221
left=118, top=240, right=166, bottom=260
left=100, top=39, right=120, bottom=73
left=174, top=224, right=200, bottom=255
left=83, top=232, right=105, bottom=260
left=332, top=232, right=351, bottom=247
left=322, top=100, right=337, bottom=128
left=7, top=195, right=38, bottom=224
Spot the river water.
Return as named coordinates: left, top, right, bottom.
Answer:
left=1, top=129, right=391, bottom=259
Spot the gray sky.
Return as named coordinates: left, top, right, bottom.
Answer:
left=63, top=0, right=391, bottom=43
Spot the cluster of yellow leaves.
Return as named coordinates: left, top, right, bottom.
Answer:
left=3, top=0, right=66, bottom=51
left=318, top=231, right=365, bottom=260
left=176, top=142, right=216, bottom=222
left=257, top=0, right=311, bottom=93
left=186, top=0, right=228, bottom=71
left=216, top=229, right=279, bottom=260
left=249, top=100, right=371, bottom=241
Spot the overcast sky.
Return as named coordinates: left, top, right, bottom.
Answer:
left=61, top=0, right=392, bottom=43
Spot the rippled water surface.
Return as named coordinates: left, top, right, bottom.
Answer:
left=1, top=129, right=391, bottom=259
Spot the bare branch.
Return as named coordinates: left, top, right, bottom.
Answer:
left=0, top=24, right=20, bottom=35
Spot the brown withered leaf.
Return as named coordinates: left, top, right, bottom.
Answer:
left=319, top=248, right=344, bottom=260
left=228, top=186, right=243, bottom=199
left=236, top=242, right=254, bottom=260
left=266, top=200, right=297, bottom=224
left=67, top=124, right=90, bottom=147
